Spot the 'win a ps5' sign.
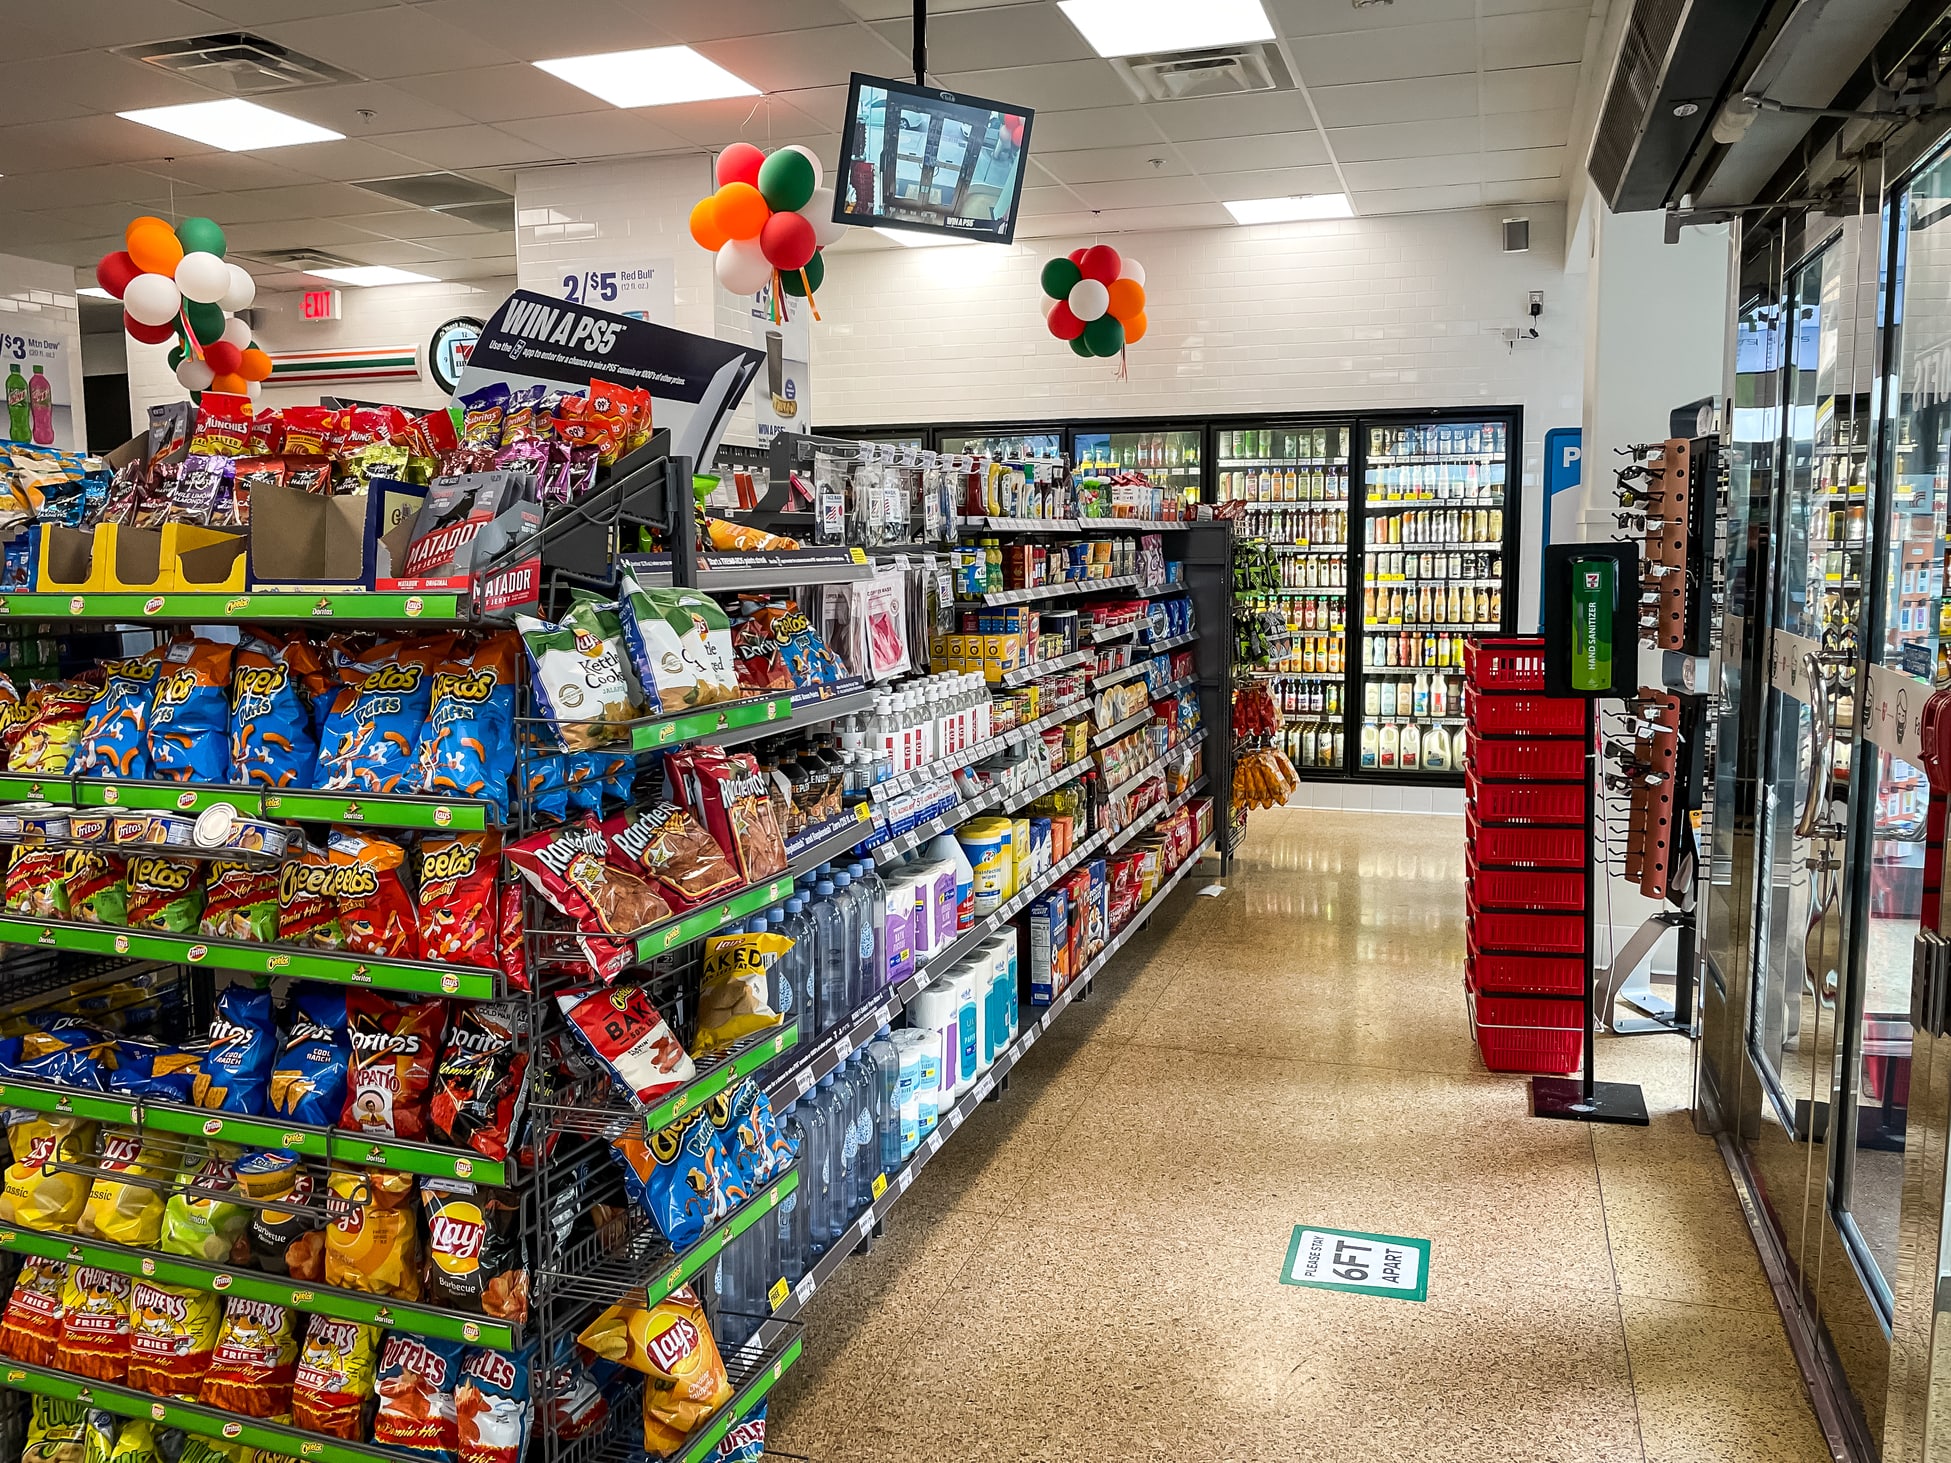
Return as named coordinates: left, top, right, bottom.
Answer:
left=457, top=289, right=763, bottom=470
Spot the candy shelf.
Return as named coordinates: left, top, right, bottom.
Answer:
left=1093, top=706, right=1156, bottom=746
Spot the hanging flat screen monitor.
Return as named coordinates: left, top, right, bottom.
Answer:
left=835, top=72, right=1033, bottom=244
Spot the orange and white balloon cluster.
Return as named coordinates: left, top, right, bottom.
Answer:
left=1040, top=244, right=1148, bottom=360
left=96, top=215, right=270, bottom=400
left=688, top=143, right=845, bottom=314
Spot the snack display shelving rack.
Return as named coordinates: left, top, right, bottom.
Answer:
left=0, top=421, right=1232, bottom=1463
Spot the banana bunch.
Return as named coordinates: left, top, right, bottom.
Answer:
left=1233, top=745, right=1301, bottom=811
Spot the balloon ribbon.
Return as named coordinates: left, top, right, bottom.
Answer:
left=1115, top=344, right=1129, bottom=382
left=178, top=307, right=206, bottom=361
left=799, top=266, right=822, bottom=323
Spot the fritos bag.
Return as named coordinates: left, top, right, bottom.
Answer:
left=374, top=1333, right=468, bottom=1457
left=429, top=1001, right=528, bottom=1163
left=199, top=1296, right=299, bottom=1419
left=292, top=1315, right=380, bottom=1440
left=315, top=636, right=452, bottom=793
left=147, top=638, right=234, bottom=782
left=324, top=1169, right=420, bottom=1301
left=126, top=1279, right=220, bottom=1400
left=0, top=1257, right=67, bottom=1365
left=327, top=828, right=418, bottom=957
left=54, top=1265, right=133, bottom=1382
left=416, top=830, right=500, bottom=968
left=341, top=991, right=447, bottom=1140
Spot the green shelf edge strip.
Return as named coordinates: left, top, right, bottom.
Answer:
left=676, top=1334, right=804, bottom=1463
left=631, top=696, right=793, bottom=750
left=0, top=917, right=497, bottom=1001
left=0, top=777, right=488, bottom=833
left=0, top=1361, right=403, bottom=1462
left=0, top=1078, right=507, bottom=1185
left=642, top=1026, right=798, bottom=1134
left=642, top=1168, right=799, bottom=1314
left=0, top=1227, right=514, bottom=1348
left=0, top=593, right=465, bottom=623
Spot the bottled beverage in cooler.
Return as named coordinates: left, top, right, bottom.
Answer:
left=1360, top=721, right=1379, bottom=768
left=1380, top=723, right=1400, bottom=768
left=1401, top=723, right=1421, bottom=770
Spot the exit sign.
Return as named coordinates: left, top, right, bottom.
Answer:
left=303, top=289, right=341, bottom=321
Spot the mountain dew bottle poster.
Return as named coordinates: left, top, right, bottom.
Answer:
left=2, top=326, right=72, bottom=448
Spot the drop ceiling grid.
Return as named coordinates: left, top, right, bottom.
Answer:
left=4, top=0, right=1596, bottom=295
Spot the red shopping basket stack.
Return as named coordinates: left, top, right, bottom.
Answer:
left=1463, top=636, right=1587, bottom=1075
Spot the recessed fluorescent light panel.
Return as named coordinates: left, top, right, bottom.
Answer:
left=117, top=99, right=343, bottom=151
left=1224, top=194, right=1355, bottom=224
left=306, top=266, right=437, bottom=287
left=535, top=46, right=760, bottom=108
left=1057, top=0, right=1274, bottom=58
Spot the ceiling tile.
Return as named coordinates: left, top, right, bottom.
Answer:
left=1289, top=22, right=1480, bottom=86
left=261, top=83, right=482, bottom=138
left=696, top=26, right=909, bottom=94
left=257, top=10, right=520, bottom=81
left=207, top=183, right=388, bottom=224
left=1017, top=184, right=1082, bottom=217
left=1480, top=0, right=1595, bottom=12
left=1033, top=146, right=1187, bottom=186
left=0, top=166, right=180, bottom=211
left=655, top=0, right=859, bottom=43
left=434, top=234, right=523, bottom=260
left=179, top=0, right=398, bottom=24
left=128, top=153, right=327, bottom=192
left=336, top=238, right=446, bottom=267
left=1482, top=145, right=1567, bottom=182
left=773, top=85, right=854, bottom=133
left=3, top=1, right=224, bottom=60
left=1482, top=9, right=1590, bottom=69
left=1342, top=155, right=1485, bottom=191
left=0, top=116, right=213, bottom=175
left=868, top=8, right=1097, bottom=71
left=1483, top=179, right=1566, bottom=207
left=655, top=96, right=832, bottom=150
left=1309, top=75, right=1479, bottom=129
left=1356, top=183, right=1487, bottom=215
left=1070, top=176, right=1215, bottom=210
left=389, top=65, right=608, bottom=125
left=838, top=0, right=1044, bottom=19
left=345, top=208, right=500, bottom=241
left=224, top=217, right=400, bottom=252
left=252, top=138, right=428, bottom=184
left=1029, top=106, right=1161, bottom=153
left=1267, top=0, right=1478, bottom=35
left=1173, top=132, right=1330, bottom=173
left=1483, top=63, right=1583, bottom=114
left=1482, top=110, right=1571, bottom=151
left=0, top=51, right=212, bottom=122
left=935, top=61, right=1131, bottom=114
left=414, top=0, right=674, bottom=59
left=1146, top=91, right=1319, bottom=143
left=364, top=125, right=557, bottom=171
left=1199, top=165, right=1344, bottom=201
left=1087, top=202, right=1237, bottom=234
left=499, top=112, right=695, bottom=161
left=1326, top=118, right=1483, bottom=164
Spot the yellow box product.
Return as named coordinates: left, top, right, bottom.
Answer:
left=1063, top=718, right=1091, bottom=766
left=957, top=817, right=1014, bottom=916
left=1010, top=817, right=1031, bottom=897
left=35, top=524, right=107, bottom=593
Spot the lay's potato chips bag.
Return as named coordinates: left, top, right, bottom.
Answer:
left=79, top=1127, right=175, bottom=1248
left=72, top=654, right=160, bottom=779
left=0, top=1114, right=97, bottom=1232
left=126, top=1279, right=220, bottom=1400
left=325, top=1168, right=421, bottom=1301
left=315, top=636, right=453, bottom=794
left=422, top=632, right=519, bottom=820
left=147, top=638, right=234, bottom=782
left=231, top=634, right=322, bottom=788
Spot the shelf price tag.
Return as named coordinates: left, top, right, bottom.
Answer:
left=768, top=1277, right=789, bottom=1311
left=871, top=1173, right=887, bottom=1201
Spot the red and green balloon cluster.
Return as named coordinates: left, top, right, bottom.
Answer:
left=1040, top=245, right=1148, bottom=358
left=96, top=216, right=270, bottom=398
left=689, top=143, right=844, bottom=299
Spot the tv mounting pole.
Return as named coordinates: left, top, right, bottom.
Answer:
left=914, top=0, right=926, bottom=86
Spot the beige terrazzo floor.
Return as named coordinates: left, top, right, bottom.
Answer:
left=765, top=808, right=1830, bottom=1463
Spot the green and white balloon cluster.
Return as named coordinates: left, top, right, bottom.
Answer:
left=96, top=215, right=269, bottom=399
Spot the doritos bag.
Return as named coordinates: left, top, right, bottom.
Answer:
left=199, top=1297, right=299, bottom=1419
left=72, top=655, right=160, bottom=778
left=429, top=1001, right=527, bottom=1164
left=328, top=827, right=418, bottom=957
left=230, top=634, right=322, bottom=788
left=54, top=1265, right=133, bottom=1382
left=268, top=986, right=348, bottom=1126
left=315, top=637, right=452, bottom=793
left=610, top=1111, right=721, bottom=1251
left=0, top=1257, right=67, bottom=1365
left=147, top=638, right=234, bottom=782
left=341, top=991, right=447, bottom=1140
left=126, top=1279, right=220, bottom=1400
left=416, top=831, right=500, bottom=968
left=456, top=1344, right=531, bottom=1463
left=324, top=1169, right=420, bottom=1301
left=79, top=1127, right=173, bottom=1248
left=292, top=1315, right=380, bottom=1439
left=421, top=1180, right=529, bottom=1324
left=0, top=1114, right=97, bottom=1232
left=193, top=984, right=277, bottom=1115
left=422, top=632, right=518, bottom=819
left=200, top=860, right=279, bottom=942
left=374, top=1333, right=468, bottom=1458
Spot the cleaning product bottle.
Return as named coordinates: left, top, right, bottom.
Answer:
left=923, top=832, right=975, bottom=932
left=810, top=878, right=846, bottom=1034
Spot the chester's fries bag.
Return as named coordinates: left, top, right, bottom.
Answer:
left=55, top=1264, right=133, bottom=1382
left=327, top=827, right=418, bottom=957
left=11, top=679, right=94, bottom=775
left=126, top=1278, right=220, bottom=1400
left=79, top=1127, right=174, bottom=1247
left=0, top=1114, right=97, bottom=1232
left=0, top=1256, right=68, bottom=1364
left=315, top=636, right=452, bottom=794
left=292, top=1314, right=380, bottom=1440
left=422, top=1179, right=529, bottom=1324
left=72, top=654, right=160, bottom=778
left=192, top=984, right=277, bottom=1115
left=126, top=855, right=204, bottom=933
left=230, top=634, right=322, bottom=788
left=374, top=1333, right=468, bottom=1458
left=200, top=860, right=279, bottom=942
left=268, top=986, right=348, bottom=1125
left=147, top=638, right=234, bottom=782
left=6, top=847, right=68, bottom=919
left=518, top=598, right=639, bottom=751
left=422, top=632, right=518, bottom=819
left=456, top=1344, right=531, bottom=1463
left=159, top=1145, right=251, bottom=1263
left=64, top=848, right=128, bottom=925
left=416, top=831, right=500, bottom=968
left=199, top=1296, right=299, bottom=1419
left=578, top=1286, right=732, bottom=1445
left=324, top=1168, right=421, bottom=1301
left=341, top=991, right=447, bottom=1140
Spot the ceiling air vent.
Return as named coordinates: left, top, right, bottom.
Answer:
left=112, top=34, right=360, bottom=94
left=350, top=173, right=511, bottom=211
left=247, top=249, right=359, bottom=273
left=1111, top=43, right=1294, bottom=103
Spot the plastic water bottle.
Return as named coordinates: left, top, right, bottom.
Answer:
left=867, top=1026, right=902, bottom=1175
left=830, top=868, right=862, bottom=1014
left=802, top=1082, right=834, bottom=1260
left=810, top=879, right=846, bottom=1035
left=776, top=1103, right=809, bottom=1282
left=816, top=1074, right=849, bottom=1245
left=851, top=860, right=889, bottom=994
left=832, top=1059, right=862, bottom=1226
